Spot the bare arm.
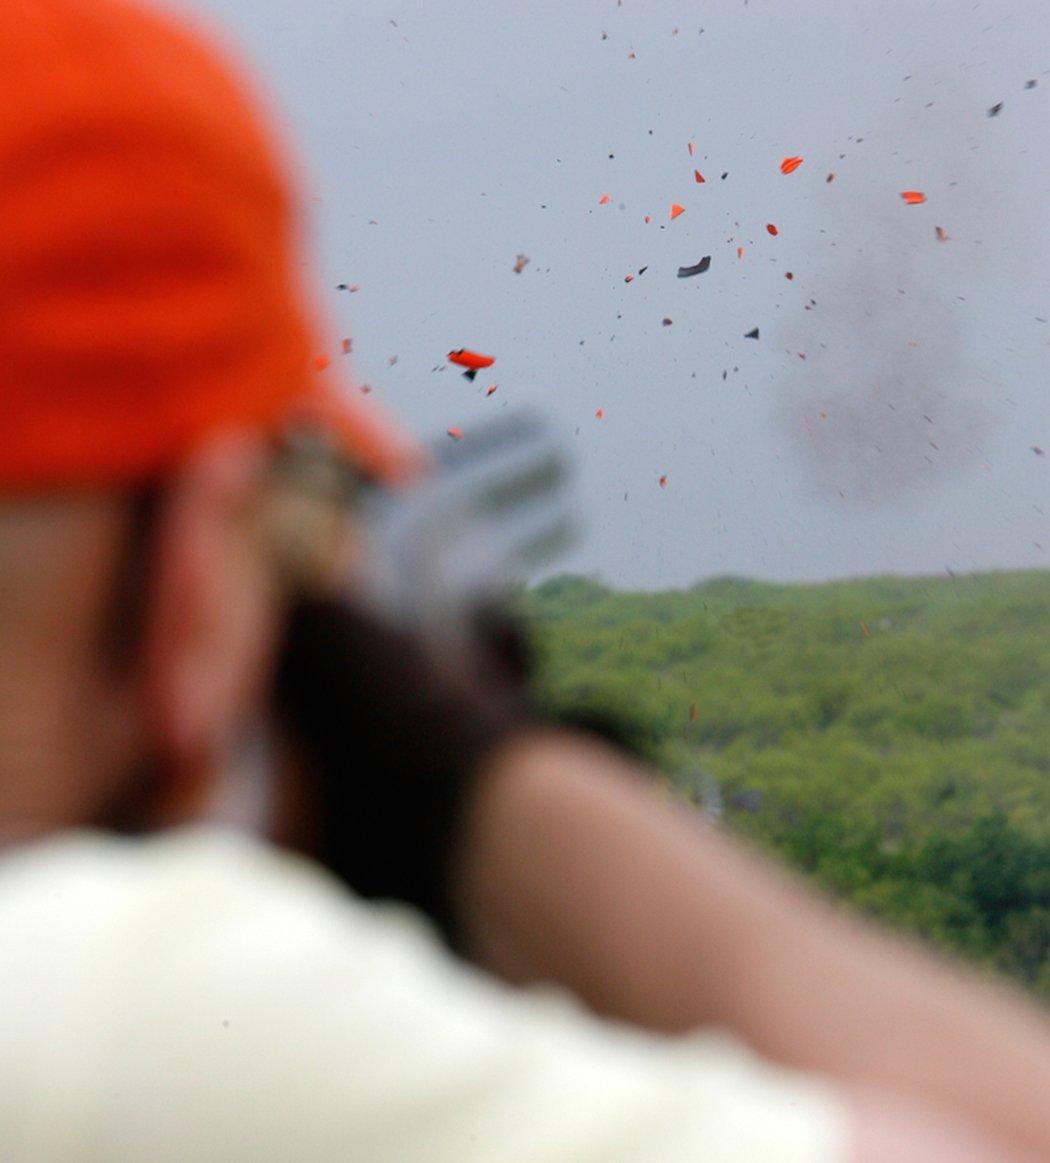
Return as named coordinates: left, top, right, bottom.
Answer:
left=454, top=729, right=1050, bottom=1161
left=847, top=1086, right=1042, bottom=1163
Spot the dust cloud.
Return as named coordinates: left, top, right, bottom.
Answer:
left=771, top=102, right=1024, bottom=507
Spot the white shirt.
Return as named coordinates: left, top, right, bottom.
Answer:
left=0, top=826, right=849, bottom=1161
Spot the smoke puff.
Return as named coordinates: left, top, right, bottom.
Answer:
left=771, top=101, right=1017, bottom=507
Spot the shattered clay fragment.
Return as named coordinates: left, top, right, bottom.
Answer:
left=448, top=349, right=495, bottom=371
left=677, top=255, right=711, bottom=278
left=448, top=349, right=495, bottom=382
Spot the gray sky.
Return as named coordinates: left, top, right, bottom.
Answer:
left=177, top=0, right=1047, bottom=588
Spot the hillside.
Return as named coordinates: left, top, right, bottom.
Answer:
left=521, top=570, right=1050, bottom=997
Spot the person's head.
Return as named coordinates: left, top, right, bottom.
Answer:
left=0, top=0, right=417, bottom=841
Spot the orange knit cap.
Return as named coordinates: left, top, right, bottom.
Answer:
left=0, top=0, right=420, bottom=490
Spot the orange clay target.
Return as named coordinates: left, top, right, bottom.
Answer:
left=448, top=349, right=495, bottom=370
left=448, top=349, right=495, bottom=382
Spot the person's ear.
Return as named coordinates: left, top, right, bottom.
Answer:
left=142, top=431, right=278, bottom=781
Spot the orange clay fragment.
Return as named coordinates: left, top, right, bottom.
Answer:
left=688, top=141, right=695, bottom=156
left=624, top=274, right=633, bottom=283
left=598, top=193, right=610, bottom=205
left=737, top=246, right=744, bottom=258
left=900, top=190, right=926, bottom=205
left=446, top=427, right=463, bottom=440
left=644, top=214, right=652, bottom=223
left=766, top=223, right=778, bottom=236
left=595, top=407, right=605, bottom=419
left=694, top=169, right=705, bottom=183
left=486, top=384, right=497, bottom=396
left=670, top=203, right=685, bottom=220
left=780, top=156, right=803, bottom=174
left=658, top=474, right=668, bottom=488
left=314, top=355, right=330, bottom=372
left=447, top=349, right=495, bottom=371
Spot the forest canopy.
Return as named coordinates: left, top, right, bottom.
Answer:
left=521, top=570, right=1050, bottom=999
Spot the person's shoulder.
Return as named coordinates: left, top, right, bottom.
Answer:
left=0, top=828, right=849, bottom=1162
left=0, top=823, right=457, bottom=1055
left=0, top=823, right=434, bottom=965
left=0, top=826, right=451, bottom=1151
left=0, top=824, right=336, bottom=916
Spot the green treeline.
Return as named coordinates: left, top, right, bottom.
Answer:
left=520, top=570, right=1050, bottom=999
